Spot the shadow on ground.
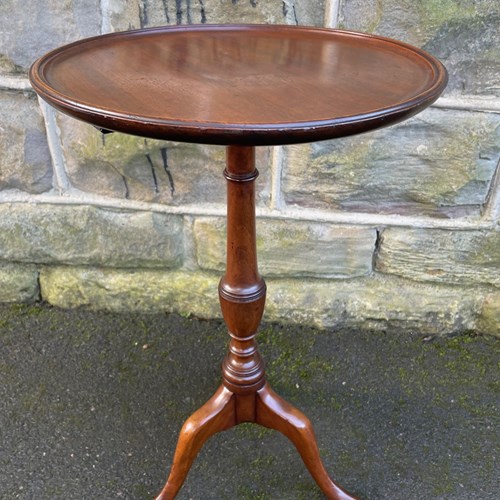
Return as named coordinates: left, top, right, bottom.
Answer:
left=0, top=303, right=498, bottom=499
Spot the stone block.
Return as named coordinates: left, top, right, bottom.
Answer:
left=106, top=0, right=325, bottom=31
left=194, top=217, right=376, bottom=277
left=0, top=0, right=101, bottom=75
left=339, top=0, right=500, bottom=98
left=0, top=204, right=184, bottom=268
left=0, top=91, right=52, bottom=193
left=282, top=108, right=500, bottom=217
left=477, top=292, right=500, bottom=337
left=376, top=226, right=500, bottom=287
left=0, top=263, right=39, bottom=303
left=56, top=114, right=272, bottom=206
left=39, top=265, right=484, bottom=335
left=40, top=266, right=221, bottom=317
left=265, top=274, right=483, bottom=334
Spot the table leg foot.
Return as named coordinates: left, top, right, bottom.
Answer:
left=156, top=385, right=235, bottom=500
left=256, top=383, right=359, bottom=500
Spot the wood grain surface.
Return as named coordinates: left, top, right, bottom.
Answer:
left=29, top=24, right=447, bottom=146
left=155, top=146, right=359, bottom=500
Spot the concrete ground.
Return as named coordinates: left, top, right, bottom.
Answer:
left=0, top=303, right=498, bottom=500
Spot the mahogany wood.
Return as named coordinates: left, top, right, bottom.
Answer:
left=29, top=24, right=447, bottom=146
left=156, top=146, right=357, bottom=499
left=29, top=24, right=448, bottom=499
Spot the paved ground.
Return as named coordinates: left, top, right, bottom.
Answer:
left=0, top=303, right=498, bottom=499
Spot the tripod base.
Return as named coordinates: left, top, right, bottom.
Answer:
left=156, top=146, right=357, bottom=498
left=156, top=382, right=358, bottom=500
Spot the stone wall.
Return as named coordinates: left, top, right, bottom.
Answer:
left=0, top=1, right=499, bottom=336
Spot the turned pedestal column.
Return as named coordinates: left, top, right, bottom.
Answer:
left=156, top=146, right=357, bottom=499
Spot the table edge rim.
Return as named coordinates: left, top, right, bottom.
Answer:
left=28, top=23, right=449, bottom=146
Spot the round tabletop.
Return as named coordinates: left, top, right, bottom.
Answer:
left=30, top=24, right=447, bottom=146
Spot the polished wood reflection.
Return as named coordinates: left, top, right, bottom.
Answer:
left=30, top=24, right=447, bottom=146
left=156, top=146, right=358, bottom=499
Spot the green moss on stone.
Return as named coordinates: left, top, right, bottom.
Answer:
left=470, top=230, right=500, bottom=267
left=313, top=139, right=373, bottom=181
left=412, top=116, right=497, bottom=205
left=418, top=0, right=475, bottom=30
left=365, top=0, right=384, bottom=33
left=0, top=54, right=24, bottom=74
left=478, top=296, right=500, bottom=336
left=79, top=131, right=155, bottom=163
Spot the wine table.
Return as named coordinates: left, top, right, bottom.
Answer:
left=30, top=24, right=447, bottom=499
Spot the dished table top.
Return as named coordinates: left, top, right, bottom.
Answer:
left=29, top=24, right=447, bottom=146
